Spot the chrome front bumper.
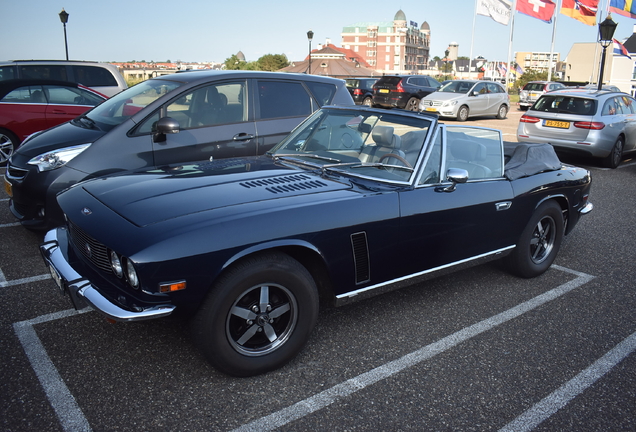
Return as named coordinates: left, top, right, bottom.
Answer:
left=40, top=227, right=175, bottom=322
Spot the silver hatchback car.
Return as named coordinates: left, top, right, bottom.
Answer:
left=419, top=80, right=510, bottom=121
left=517, top=89, right=636, bottom=168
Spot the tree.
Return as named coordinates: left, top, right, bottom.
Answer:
left=224, top=54, right=248, bottom=70
left=515, top=69, right=549, bottom=90
left=257, top=54, right=289, bottom=71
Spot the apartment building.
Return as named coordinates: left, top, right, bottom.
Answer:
left=341, top=9, right=431, bottom=75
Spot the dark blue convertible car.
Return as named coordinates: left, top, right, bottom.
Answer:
left=40, top=106, right=593, bottom=376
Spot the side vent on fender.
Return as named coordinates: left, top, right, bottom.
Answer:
left=351, top=232, right=370, bottom=284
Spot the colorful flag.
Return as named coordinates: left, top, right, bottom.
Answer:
left=476, top=0, right=513, bottom=25
left=613, top=39, right=632, bottom=59
left=515, top=64, right=524, bottom=74
left=560, top=0, right=598, bottom=25
left=517, top=0, right=556, bottom=23
left=610, top=0, right=636, bottom=18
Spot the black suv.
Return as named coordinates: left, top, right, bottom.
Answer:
left=345, top=78, right=378, bottom=106
left=5, top=70, right=354, bottom=229
left=372, top=75, right=441, bottom=111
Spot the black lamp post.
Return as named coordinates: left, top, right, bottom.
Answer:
left=444, top=49, right=449, bottom=78
left=307, top=30, right=314, bottom=75
left=59, top=8, right=69, bottom=61
left=597, top=16, right=617, bottom=90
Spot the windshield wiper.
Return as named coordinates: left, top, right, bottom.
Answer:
left=350, top=162, right=414, bottom=172
left=74, top=114, right=96, bottom=129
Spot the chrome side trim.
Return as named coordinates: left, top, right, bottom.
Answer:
left=40, top=228, right=175, bottom=322
left=336, top=245, right=515, bottom=302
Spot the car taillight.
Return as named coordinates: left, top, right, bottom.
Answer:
left=396, top=81, right=405, bottom=92
left=520, top=115, right=540, bottom=123
left=574, top=121, right=605, bottom=130
left=354, top=89, right=363, bottom=95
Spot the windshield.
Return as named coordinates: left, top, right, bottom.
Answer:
left=439, top=81, right=476, bottom=94
left=83, top=79, right=183, bottom=131
left=270, top=108, right=433, bottom=183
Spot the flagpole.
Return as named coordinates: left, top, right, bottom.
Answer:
left=506, top=0, right=517, bottom=89
left=469, top=0, right=478, bottom=79
left=547, top=0, right=560, bottom=81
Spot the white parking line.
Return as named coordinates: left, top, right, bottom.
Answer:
left=0, top=273, right=51, bottom=288
left=0, top=197, right=9, bottom=202
left=234, top=265, right=594, bottom=432
left=0, top=222, right=21, bottom=228
left=499, top=330, right=636, bottom=432
left=14, top=309, right=93, bottom=432
left=12, top=266, right=614, bottom=432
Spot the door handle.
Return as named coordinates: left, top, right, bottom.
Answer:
left=233, top=133, right=255, bottom=141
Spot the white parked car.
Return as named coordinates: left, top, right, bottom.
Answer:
left=419, top=80, right=510, bottom=121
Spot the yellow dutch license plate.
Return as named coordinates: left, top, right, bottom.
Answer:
left=3, top=177, right=12, bottom=198
left=379, top=89, right=389, bottom=93
left=425, top=107, right=437, bottom=112
left=544, top=120, right=570, bottom=129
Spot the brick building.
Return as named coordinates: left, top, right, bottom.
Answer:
left=341, top=9, right=431, bottom=75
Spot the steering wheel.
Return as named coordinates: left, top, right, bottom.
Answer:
left=378, top=153, right=413, bottom=168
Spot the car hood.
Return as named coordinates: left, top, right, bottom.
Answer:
left=13, top=120, right=106, bottom=160
left=74, top=157, right=353, bottom=227
left=423, top=92, right=467, bottom=102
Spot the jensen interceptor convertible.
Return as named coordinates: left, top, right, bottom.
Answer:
left=40, top=106, right=593, bottom=376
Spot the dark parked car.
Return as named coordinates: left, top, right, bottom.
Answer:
left=4, top=71, right=353, bottom=229
left=372, top=75, right=441, bottom=111
left=41, top=106, right=592, bottom=377
left=0, top=79, right=107, bottom=166
left=345, top=77, right=378, bottom=105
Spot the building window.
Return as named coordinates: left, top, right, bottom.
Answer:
left=386, top=46, right=391, bottom=52
left=386, top=36, right=391, bottom=43
left=354, top=46, right=358, bottom=52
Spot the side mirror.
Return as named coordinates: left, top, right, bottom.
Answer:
left=153, top=117, right=180, bottom=143
left=438, top=168, right=468, bottom=192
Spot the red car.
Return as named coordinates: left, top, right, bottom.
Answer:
left=0, top=79, right=107, bottom=165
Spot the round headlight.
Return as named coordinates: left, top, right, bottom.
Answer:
left=110, top=251, right=123, bottom=278
left=126, top=259, right=139, bottom=289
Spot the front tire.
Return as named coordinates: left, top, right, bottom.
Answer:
left=603, top=136, right=624, bottom=169
left=505, top=200, right=564, bottom=278
left=191, top=251, right=319, bottom=376
left=362, top=97, right=373, bottom=106
left=0, top=128, right=19, bottom=166
left=457, top=105, right=469, bottom=122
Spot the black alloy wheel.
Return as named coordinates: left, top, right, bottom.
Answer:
left=505, top=200, right=564, bottom=278
left=191, top=251, right=319, bottom=376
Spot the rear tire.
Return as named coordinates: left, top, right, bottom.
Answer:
left=405, top=97, right=420, bottom=111
left=191, top=251, right=319, bottom=376
left=496, top=104, right=508, bottom=119
left=0, top=128, right=19, bottom=166
left=602, top=136, right=624, bottom=169
left=505, top=200, right=564, bottom=278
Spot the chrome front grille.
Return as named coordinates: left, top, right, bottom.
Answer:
left=68, top=221, right=112, bottom=273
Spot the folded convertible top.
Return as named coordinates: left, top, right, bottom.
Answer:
left=503, top=142, right=562, bottom=181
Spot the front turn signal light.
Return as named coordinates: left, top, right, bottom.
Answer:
left=159, top=281, right=187, bottom=293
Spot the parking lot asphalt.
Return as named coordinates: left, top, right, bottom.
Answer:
left=2, top=111, right=636, bottom=431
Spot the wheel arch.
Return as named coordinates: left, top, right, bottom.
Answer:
left=221, top=240, right=335, bottom=307
left=535, top=194, right=571, bottom=234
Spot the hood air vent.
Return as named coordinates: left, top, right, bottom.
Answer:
left=240, top=174, right=329, bottom=194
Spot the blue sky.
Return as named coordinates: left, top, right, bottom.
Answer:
left=2, top=0, right=636, bottom=64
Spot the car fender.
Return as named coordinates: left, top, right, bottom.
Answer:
left=221, top=239, right=324, bottom=272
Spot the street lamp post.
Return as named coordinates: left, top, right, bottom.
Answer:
left=444, top=49, right=449, bottom=79
left=59, top=8, right=69, bottom=61
left=307, top=30, right=314, bottom=75
left=597, top=16, right=617, bottom=91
